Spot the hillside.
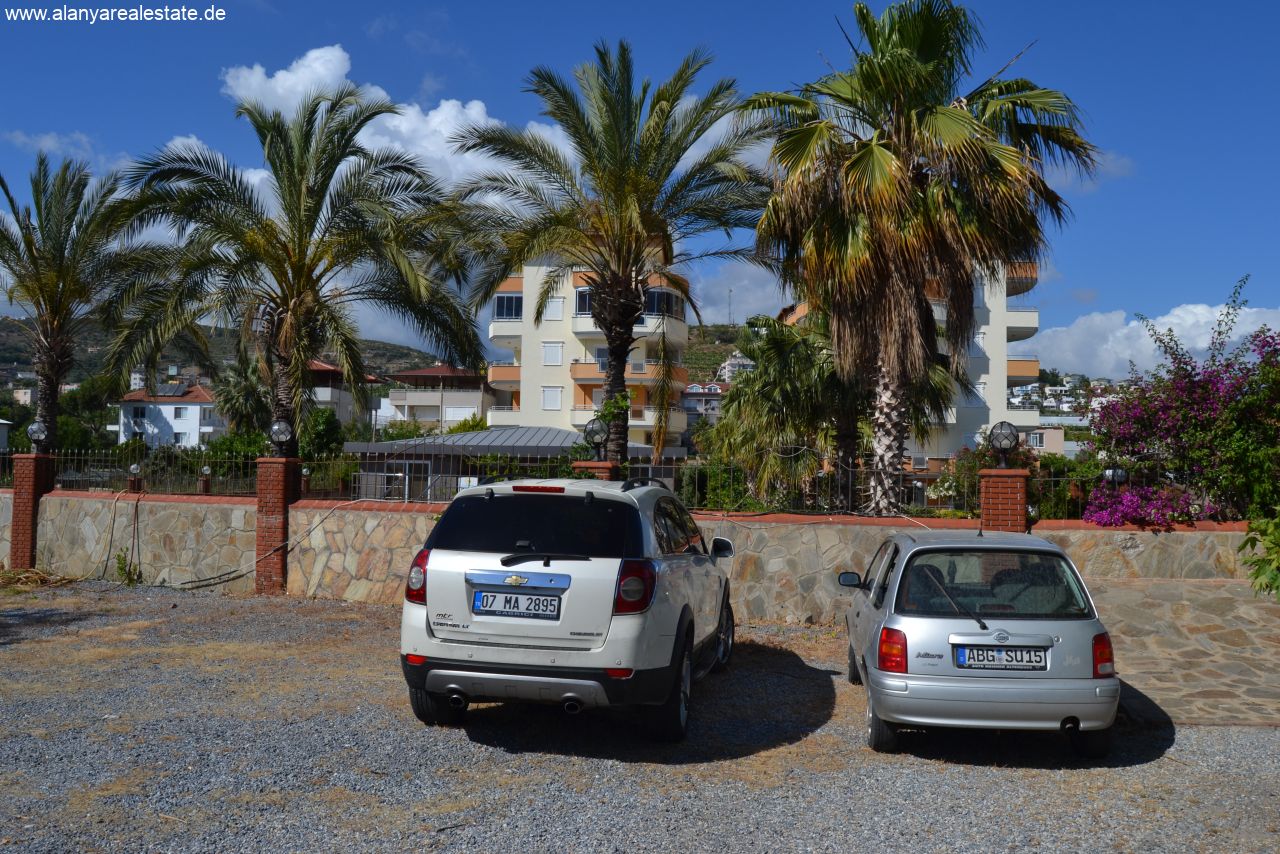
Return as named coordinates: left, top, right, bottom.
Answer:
left=684, top=323, right=741, bottom=383
left=0, top=317, right=439, bottom=381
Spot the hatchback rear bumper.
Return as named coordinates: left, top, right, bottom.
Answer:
left=868, top=670, right=1120, bottom=731
left=401, top=655, right=674, bottom=708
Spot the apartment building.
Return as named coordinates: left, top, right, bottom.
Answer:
left=308, top=359, right=380, bottom=426
left=485, top=264, right=689, bottom=450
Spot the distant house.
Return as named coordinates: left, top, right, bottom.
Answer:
left=309, top=359, right=380, bottom=426
left=12, top=388, right=33, bottom=406
left=375, top=366, right=494, bottom=432
left=715, top=351, right=755, bottom=383
left=682, top=382, right=729, bottom=426
left=113, top=383, right=225, bottom=448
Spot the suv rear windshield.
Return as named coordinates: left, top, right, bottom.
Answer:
left=895, top=550, right=1092, bottom=620
left=426, top=493, right=642, bottom=558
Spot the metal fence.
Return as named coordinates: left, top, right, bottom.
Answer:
left=50, top=448, right=258, bottom=495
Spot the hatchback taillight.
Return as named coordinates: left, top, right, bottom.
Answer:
left=878, top=627, right=908, bottom=674
left=613, top=560, right=657, bottom=615
left=1092, top=632, right=1115, bottom=678
left=405, top=548, right=429, bottom=604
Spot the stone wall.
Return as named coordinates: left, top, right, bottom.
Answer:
left=286, top=501, right=437, bottom=603
left=0, top=490, right=11, bottom=568
left=35, top=492, right=257, bottom=593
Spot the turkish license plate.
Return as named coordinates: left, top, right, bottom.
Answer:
left=472, top=590, right=561, bottom=620
left=955, top=646, right=1047, bottom=670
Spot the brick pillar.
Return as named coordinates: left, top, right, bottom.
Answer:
left=10, top=454, right=55, bottom=571
left=255, top=457, right=299, bottom=595
left=571, top=460, right=621, bottom=480
left=979, top=468, right=1030, bottom=533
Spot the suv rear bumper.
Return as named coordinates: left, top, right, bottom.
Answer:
left=401, top=655, right=675, bottom=708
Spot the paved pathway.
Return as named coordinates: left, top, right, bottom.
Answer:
left=1087, top=578, right=1280, bottom=726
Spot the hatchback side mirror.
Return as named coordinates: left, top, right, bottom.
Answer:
left=838, top=571, right=863, bottom=588
left=711, top=537, right=735, bottom=559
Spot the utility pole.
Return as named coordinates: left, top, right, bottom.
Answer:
left=728, top=288, right=734, bottom=327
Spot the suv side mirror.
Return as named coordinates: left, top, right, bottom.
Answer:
left=710, top=537, right=734, bottom=559
left=837, top=571, right=863, bottom=588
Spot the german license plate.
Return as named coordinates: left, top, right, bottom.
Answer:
left=955, top=646, right=1047, bottom=670
left=472, top=591, right=561, bottom=620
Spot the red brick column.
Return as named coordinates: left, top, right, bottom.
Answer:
left=979, top=468, right=1029, bottom=533
left=571, top=460, right=621, bottom=480
left=10, top=454, right=55, bottom=570
left=255, top=457, right=299, bottom=595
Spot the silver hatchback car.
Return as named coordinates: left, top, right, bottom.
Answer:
left=840, top=531, right=1119, bottom=758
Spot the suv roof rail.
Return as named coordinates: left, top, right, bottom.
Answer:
left=621, top=476, right=671, bottom=493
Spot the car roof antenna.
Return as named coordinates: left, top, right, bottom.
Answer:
left=584, top=491, right=594, bottom=505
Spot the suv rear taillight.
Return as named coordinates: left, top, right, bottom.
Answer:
left=1092, top=632, right=1115, bottom=678
left=878, top=627, right=908, bottom=674
left=613, top=559, right=657, bottom=615
left=405, top=548, right=429, bottom=604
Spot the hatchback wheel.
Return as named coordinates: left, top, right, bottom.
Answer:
left=1071, top=726, right=1112, bottom=760
left=865, top=692, right=898, bottom=753
left=711, top=599, right=735, bottom=673
left=847, top=644, right=862, bottom=685
left=646, top=640, right=692, bottom=742
left=409, top=688, right=465, bottom=727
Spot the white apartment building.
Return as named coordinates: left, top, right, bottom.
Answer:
left=114, top=383, right=226, bottom=448
left=308, top=359, right=378, bottom=426
left=908, top=260, right=1041, bottom=465
left=485, top=264, right=689, bottom=449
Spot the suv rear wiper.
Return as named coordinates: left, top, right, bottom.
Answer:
left=924, top=575, right=988, bottom=630
left=500, top=553, right=591, bottom=567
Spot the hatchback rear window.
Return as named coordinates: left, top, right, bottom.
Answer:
left=426, top=493, right=641, bottom=558
left=895, top=550, right=1092, bottom=619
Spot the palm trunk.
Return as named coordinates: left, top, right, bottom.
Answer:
left=602, top=331, right=632, bottom=464
left=33, top=362, right=60, bottom=453
left=269, top=353, right=298, bottom=457
left=868, top=362, right=907, bottom=515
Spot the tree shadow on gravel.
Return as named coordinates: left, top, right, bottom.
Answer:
left=0, top=607, right=99, bottom=646
left=883, top=679, right=1175, bottom=770
left=458, top=640, right=837, bottom=764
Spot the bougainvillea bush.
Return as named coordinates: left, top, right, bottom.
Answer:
left=1088, top=278, right=1280, bottom=524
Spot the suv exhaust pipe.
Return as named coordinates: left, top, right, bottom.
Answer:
left=448, top=693, right=468, bottom=710
left=562, top=697, right=583, bottom=715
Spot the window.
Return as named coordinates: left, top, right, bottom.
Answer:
left=494, top=293, right=523, bottom=321
left=444, top=406, right=476, bottom=422
left=132, top=406, right=145, bottom=419
left=540, top=386, right=562, bottom=410
left=654, top=500, right=689, bottom=555
left=1028, top=431, right=1044, bottom=448
left=173, top=407, right=186, bottom=419
left=541, top=341, right=563, bottom=366
left=173, top=432, right=187, bottom=445
left=544, top=297, right=564, bottom=321
left=675, top=504, right=707, bottom=555
left=427, top=494, right=641, bottom=558
left=595, top=346, right=609, bottom=371
left=895, top=551, right=1092, bottom=619
left=643, top=289, right=685, bottom=319
left=575, top=288, right=591, bottom=315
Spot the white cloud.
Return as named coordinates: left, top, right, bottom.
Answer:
left=165, top=134, right=203, bottom=150
left=1046, top=148, right=1133, bottom=196
left=220, top=45, right=352, bottom=113
left=1013, top=302, right=1280, bottom=378
left=3, top=130, right=96, bottom=160
left=690, top=261, right=785, bottom=325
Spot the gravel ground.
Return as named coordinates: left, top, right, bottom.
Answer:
left=1, top=583, right=1277, bottom=853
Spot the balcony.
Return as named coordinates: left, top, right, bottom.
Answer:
left=570, top=405, right=687, bottom=429
left=571, top=312, right=688, bottom=343
left=486, top=362, right=521, bottom=390
left=1006, top=307, right=1039, bottom=342
left=486, top=405, right=522, bottom=427
left=568, top=360, right=688, bottom=387
left=1006, top=404, right=1041, bottom=428
left=488, top=317, right=522, bottom=345
left=1007, top=356, right=1040, bottom=386
left=1005, top=261, right=1038, bottom=297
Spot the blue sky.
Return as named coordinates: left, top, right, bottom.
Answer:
left=2, top=0, right=1277, bottom=375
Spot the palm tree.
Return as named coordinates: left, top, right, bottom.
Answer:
left=454, top=40, right=771, bottom=463
left=213, top=343, right=271, bottom=434
left=110, top=85, right=484, bottom=455
left=747, top=0, right=1094, bottom=512
left=709, top=312, right=959, bottom=507
left=0, top=154, right=162, bottom=451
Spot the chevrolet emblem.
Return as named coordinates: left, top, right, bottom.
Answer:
left=504, top=574, right=529, bottom=586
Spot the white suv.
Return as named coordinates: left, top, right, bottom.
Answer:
left=399, top=477, right=736, bottom=741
